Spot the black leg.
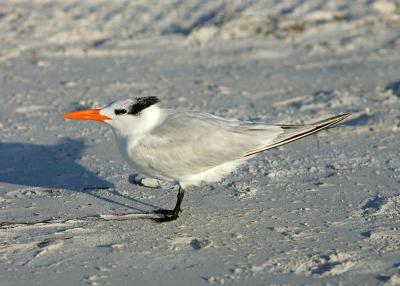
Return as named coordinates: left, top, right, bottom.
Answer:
left=154, top=187, right=185, bottom=222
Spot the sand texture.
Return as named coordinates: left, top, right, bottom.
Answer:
left=1, top=1, right=400, bottom=285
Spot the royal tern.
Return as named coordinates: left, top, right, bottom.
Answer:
left=62, top=96, right=349, bottom=222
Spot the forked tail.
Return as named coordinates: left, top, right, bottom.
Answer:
left=244, top=113, right=350, bottom=157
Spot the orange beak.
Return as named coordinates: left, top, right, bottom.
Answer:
left=62, top=109, right=111, bottom=121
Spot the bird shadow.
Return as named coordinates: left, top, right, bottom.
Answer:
left=0, top=138, right=159, bottom=214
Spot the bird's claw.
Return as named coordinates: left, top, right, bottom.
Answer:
left=153, top=215, right=178, bottom=223
left=153, top=208, right=182, bottom=223
left=153, top=208, right=175, bottom=215
left=153, top=207, right=182, bottom=215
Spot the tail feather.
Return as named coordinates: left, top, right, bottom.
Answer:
left=244, top=113, right=350, bottom=157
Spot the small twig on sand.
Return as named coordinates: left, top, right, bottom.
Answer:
left=0, top=212, right=156, bottom=230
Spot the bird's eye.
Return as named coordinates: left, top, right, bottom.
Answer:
left=115, top=109, right=127, bottom=115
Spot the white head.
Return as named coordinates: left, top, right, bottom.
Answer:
left=62, top=96, right=162, bottom=137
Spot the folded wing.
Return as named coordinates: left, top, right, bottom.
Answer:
left=131, top=112, right=349, bottom=179
left=131, top=112, right=281, bottom=178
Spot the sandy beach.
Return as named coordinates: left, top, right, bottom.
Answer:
left=1, top=1, right=400, bottom=285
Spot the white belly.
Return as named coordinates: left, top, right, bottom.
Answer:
left=114, top=133, right=252, bottom=188
left=179, top=157, right=250, bottom=188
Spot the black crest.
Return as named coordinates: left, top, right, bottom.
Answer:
left=128, top=96, right=160, bottom=115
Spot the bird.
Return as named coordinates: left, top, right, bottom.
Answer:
left=62, top=96, right=349, bottom=222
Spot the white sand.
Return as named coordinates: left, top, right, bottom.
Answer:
left=1, top=1, right=400, bottom=285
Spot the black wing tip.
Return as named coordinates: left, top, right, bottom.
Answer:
left=313, top=112, right=351, bottom=126
left=244, top=113, right=351, bottom=157
left=279, top=113, right=350, bottom=129
left=335, top=113, right=351, bottom=120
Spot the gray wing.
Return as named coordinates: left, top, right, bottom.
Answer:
left=131, top=112, right=350, bottom=179
left=131, top=112, right=282, bottom=177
